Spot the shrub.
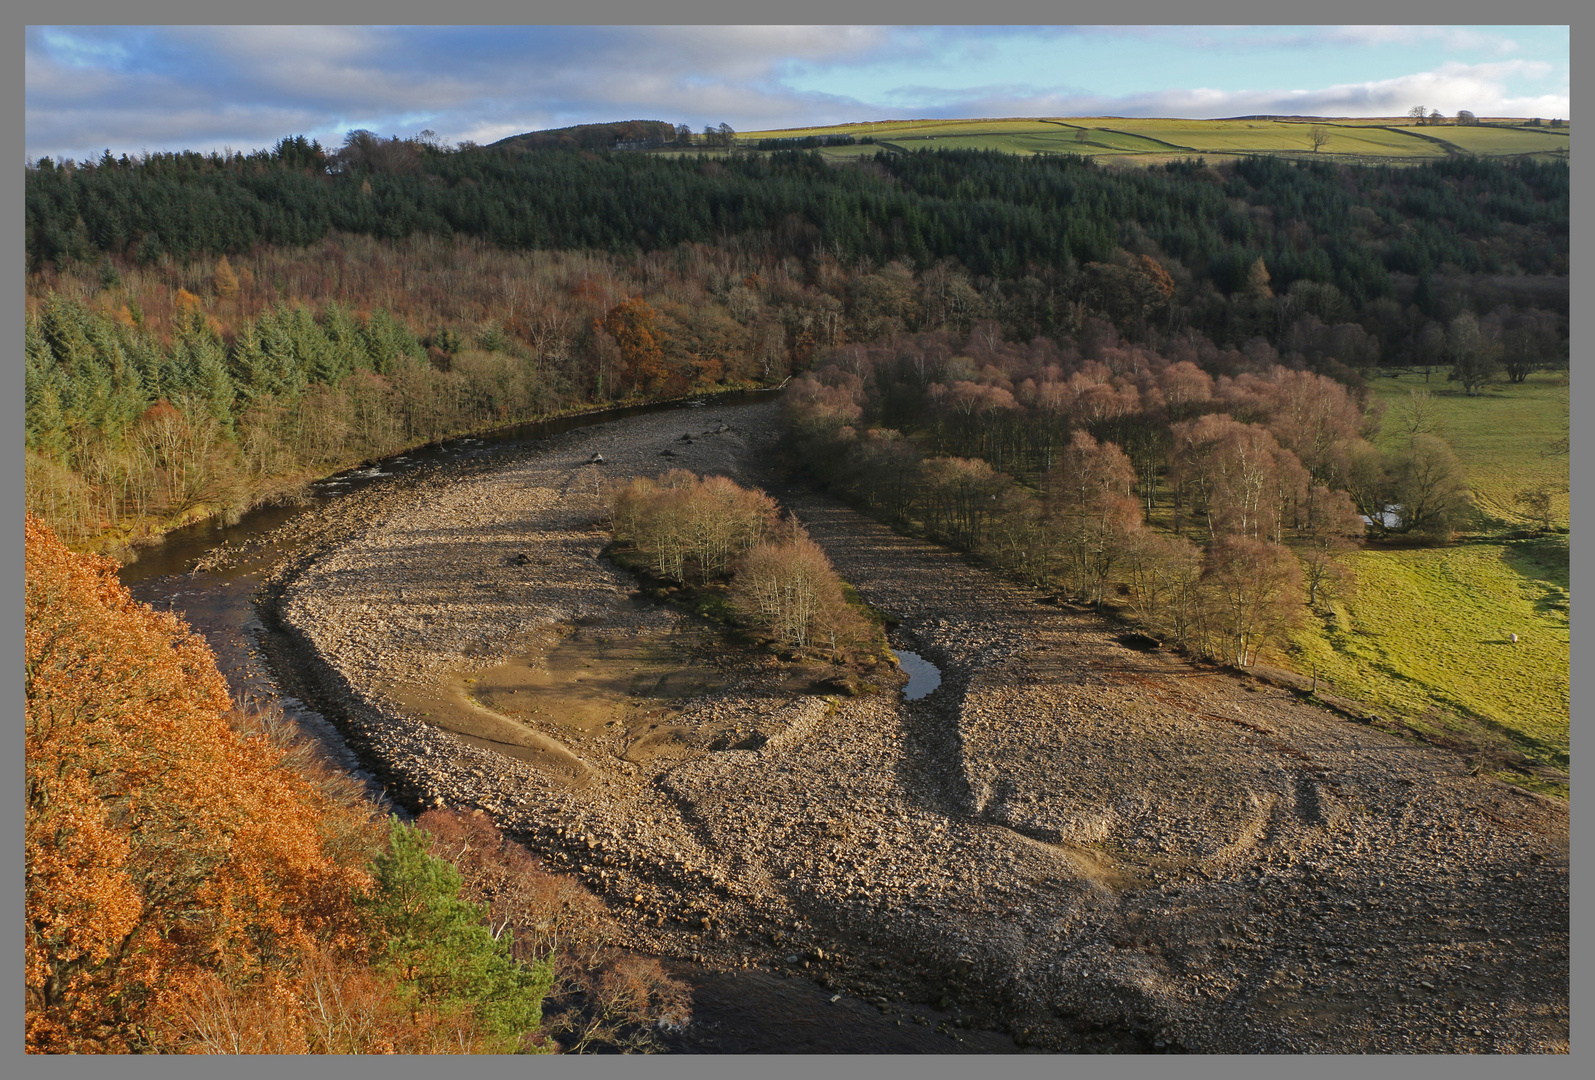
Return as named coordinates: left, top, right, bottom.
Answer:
left=25, top=512, right=568, bottom=1054
left=732, top=528, right=868, bottom=656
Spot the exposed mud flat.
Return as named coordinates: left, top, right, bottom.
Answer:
left=384, top=617, right=732, bottom=781
left=267, top=399, right=1569, bottom=1054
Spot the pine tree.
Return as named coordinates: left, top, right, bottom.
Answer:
left=285, top=304, right=339, bottom=386
left=256, top=304, right=312, bottom=397
left=24, top=319, right=70, bottom=459
left=173, top=309, right=237, bottom=431
left=359, top=309, right=424, bottom=374
left=123, top=330, right=175, bottom=404
left=227, top=321, right=274, bottom=403
left=1244, top=257, right=1273, bottom=299
left=363, top=819, right=553, bottom=1049
left=212, top=255, right=239, bottom=300
left=319, top=301, right=366, bottom=377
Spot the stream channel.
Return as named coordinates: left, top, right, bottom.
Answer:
left=114, top=393, right=1002, bottom=1055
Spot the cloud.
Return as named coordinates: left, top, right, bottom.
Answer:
left=23, top=25, right=1571, bottom=161
left=1312, top=26, right=1529, bottom=54
left=907, top=61, right=1569, bottom=122
left=1096, top=25, right=1535, bottom=56
left=25, top=25, right=897, bottom=158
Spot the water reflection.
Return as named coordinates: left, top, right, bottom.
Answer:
left=892, top=650, right=942, bottom=700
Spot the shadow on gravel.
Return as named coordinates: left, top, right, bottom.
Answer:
left=655, top=963, right=1023, bottom=1054
left=889, top=642, right=977, bottom=820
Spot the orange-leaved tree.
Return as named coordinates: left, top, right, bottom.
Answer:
left=596, top=297, right=670, bottom=395
left=25, top=512, right=375, bottom=1052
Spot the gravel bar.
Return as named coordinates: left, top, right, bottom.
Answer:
left=263, top=399, right=1568, bottom=1054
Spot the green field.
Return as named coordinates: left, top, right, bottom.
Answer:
left=1425, top=125, right=1570, bottom=155
left=1285, top=373, right=1570, bottom=795
left=729, top=116, right=1568, bottom=165
left=1367, top=372, right=1570, bottom=526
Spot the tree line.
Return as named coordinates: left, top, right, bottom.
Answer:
left=29, top=133, right=1566, bottom=299
left=25, top=513, right=691, bottom=1053
left=780, top=324, right=1479, bottom=667
left=26, top=181, right=1563, bottom=550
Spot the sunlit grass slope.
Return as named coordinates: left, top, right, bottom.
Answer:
left=1367, top=372, right=1569, bottom=527
left=732, top=116, right=1568, bottom=164
left=1291, top=540, right=1568, bottom=778
left=1286, top=373, right=1569, bottom=795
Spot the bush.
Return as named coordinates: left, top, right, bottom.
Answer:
left=416, top=809, right=692, bottom=1053
left=732, top=528, right=869, bottom=657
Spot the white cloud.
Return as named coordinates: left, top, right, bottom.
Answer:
left=922, top=60, right=1569, bottom=121
left=23, top=26, right=1571, bottom=161
left=1316, top=26, right=1527, bottom=54
left=1090, top=24, right=1534, bottom=56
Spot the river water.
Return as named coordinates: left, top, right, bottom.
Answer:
left=113, top=392, right=1017, bottom=1055
left=119, top=396, right=777, bottom=806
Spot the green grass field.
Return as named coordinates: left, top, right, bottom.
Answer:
left=729, top=116, right=1568, bottom=165
left=1426, top=125, right=1571, bottom=155
left=1290, top=541, right=1568, bottom=784
left=1284, top=372, right=1569, bottom=795
left=1367, top=372, right=1570, bottom=526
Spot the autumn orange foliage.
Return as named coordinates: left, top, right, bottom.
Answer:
left=25, top=512, right=377, bottom=1052
left=596, top=297, right=670, bottom=393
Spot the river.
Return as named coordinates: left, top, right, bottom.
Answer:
left=115, top=392, right=1011, bottom=1055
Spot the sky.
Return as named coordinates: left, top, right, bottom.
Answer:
left=24, top=24, right=1570, bottom=162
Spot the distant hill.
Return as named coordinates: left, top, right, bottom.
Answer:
left=491, top=120, right=678, bottom=152
left=484, top=115, right=1567, bottom=164
left=723, top=116, right=1570, bottom=166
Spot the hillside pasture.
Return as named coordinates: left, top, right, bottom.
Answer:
left=880, top=132, right=1133, bottom=157
left=1289, top=540, right=1569, bottom=793
left=1284, top=371, right=1568, bottom=795
left=1367, top=372, right=1569, bottom=528
left=1063, top=126, right=1187, bottom=152
left=1429, top=125, right=1571, bottom=155
left=1318, top=125, right=1454, bottom=156
left=749, top=117, right=1062, bottom=140
left=735, top=116, right=1568, bottom=165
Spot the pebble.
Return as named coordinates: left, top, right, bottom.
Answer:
left=266, top=400, right=1570, bottom=1055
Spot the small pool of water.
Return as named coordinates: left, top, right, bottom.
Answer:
left=892, top=650, right=942, bottom=700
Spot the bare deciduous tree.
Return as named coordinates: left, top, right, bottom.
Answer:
left=1388, top=433, right=1473, bottom=540
left=1298, top=486, right=1364, bottom=608
left=1514, top=484, right=1565, bottom=533
left=1446, top=311, right=1500, bottom=397
left=1201, top=537, right=1305, bottom=667
left=732, top=530, right=863, bottom=656
left=1397, top=388, right=1443, bottom=442
left=1045, top=430, right=1143, bottom=604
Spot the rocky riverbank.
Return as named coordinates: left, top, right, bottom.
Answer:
left=262, top=399, right=1568, bottom=1054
